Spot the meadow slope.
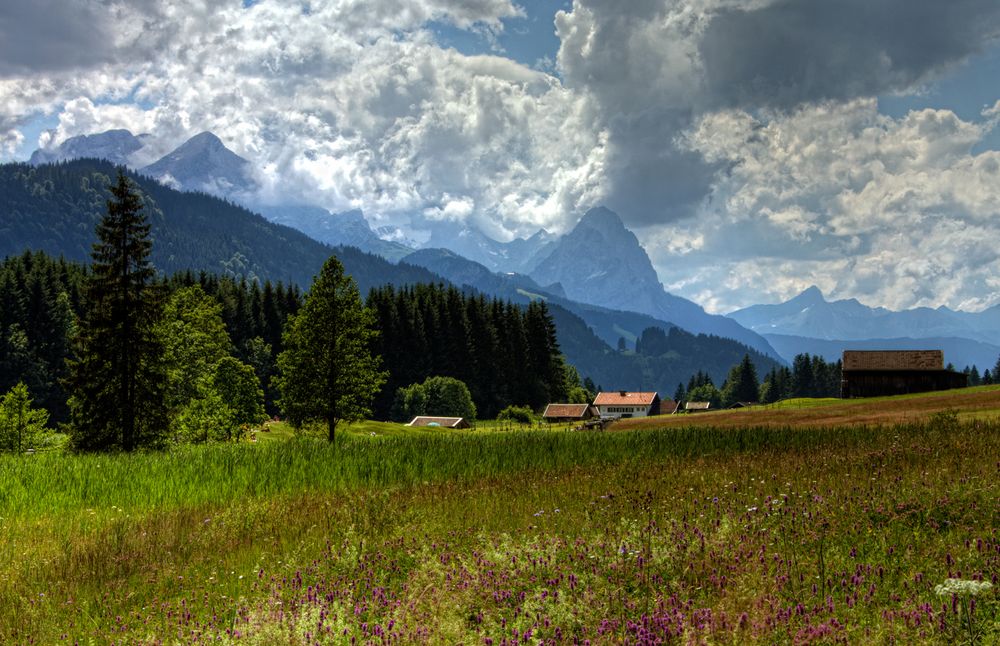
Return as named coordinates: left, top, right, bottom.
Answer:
left=2, top=404, right=999, bottom=643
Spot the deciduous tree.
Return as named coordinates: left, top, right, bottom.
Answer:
left=274, top=256, right=386, bottom=442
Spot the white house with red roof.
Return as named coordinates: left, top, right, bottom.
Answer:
left=592, top=391, right=660, bottom=419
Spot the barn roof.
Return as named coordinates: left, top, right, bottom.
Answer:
left=685, top=401, right=711, bottom=411
left=593, top=391, right=659, bottom=406
left=543, top=403, right=592, bottom=418
left=842, top=350, right=944, bottom=371
left=407, top=416, right=469, bottom=428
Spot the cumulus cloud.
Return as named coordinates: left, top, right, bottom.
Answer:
left=553, top=0, right=1000, bottom=228
left=650, top=100, right=1000, bottom=312
left=5, top=0, right=1000, bottom=314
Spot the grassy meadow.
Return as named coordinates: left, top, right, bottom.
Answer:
left=3, top=394, right=1000, bottom=643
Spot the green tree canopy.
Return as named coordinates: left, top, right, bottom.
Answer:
left=0, top=382, right=49, bottom=453
left=721, top=354, right=760, bottom=407
left=686, top=383, right=722, bottom=409
left=67, top=171, right=168, bottom=451
left=274, top=255, right=387, bottom=442
left=391, top=376, right=477, bottom=422
left=212, top=356, right=266, bottom=429
left=156, top=285, right=232, bottom=410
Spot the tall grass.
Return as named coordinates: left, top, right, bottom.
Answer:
left=3, top=421, right=986, bottom=519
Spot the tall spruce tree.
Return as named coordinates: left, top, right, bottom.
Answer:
left=67, top=171, right=168, bottom=451
left=274, top=255, right=387, bottom=442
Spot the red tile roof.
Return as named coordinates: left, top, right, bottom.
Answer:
left=593, top=391, right=658, bottom=406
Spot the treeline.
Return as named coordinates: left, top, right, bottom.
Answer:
left=0, top=252, right=85, bottom=423
left=675, top=352, right=843, bottom=407
left=0, top=251, right=302, bottom=424
left=368, top=284, right=570, bottom=419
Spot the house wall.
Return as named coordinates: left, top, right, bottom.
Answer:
left=596, top=404, right=652, bottom=419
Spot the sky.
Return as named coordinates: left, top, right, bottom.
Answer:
left=3, top=0, right=1000, bottom=314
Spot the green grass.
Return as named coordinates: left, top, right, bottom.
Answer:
left=4, top=418, right=1000, bottom=642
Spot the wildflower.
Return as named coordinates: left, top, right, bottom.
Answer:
left=934, top=579, right=993, bottom=597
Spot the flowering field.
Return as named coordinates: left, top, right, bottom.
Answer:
left=2, top=416, right=999, bottom=643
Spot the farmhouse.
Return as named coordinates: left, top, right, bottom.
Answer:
left=542, top=403, right=599, bottom=423
left=593, top=391, right=660, bottom=419
left=840, top=350, right=967, bottom=398
left=407, top=416, right=470, bottom=428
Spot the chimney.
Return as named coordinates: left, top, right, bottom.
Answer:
left=619, top=390, right=627, bottom=397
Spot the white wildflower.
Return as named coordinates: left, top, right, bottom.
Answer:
left=934, top=578, right=993, bottom=597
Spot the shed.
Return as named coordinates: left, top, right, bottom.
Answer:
left=654, top=399, right=680, bottom=415
left=840, top=350, right=967, bottom=398
left=684, top=401, right=711, bottom=412
left=407, top=416, right=470, bottom=428
left=543, top=403, right=598, bottom=423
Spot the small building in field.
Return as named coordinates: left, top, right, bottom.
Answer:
left=542, top=403, right=599, bottom=423
left=684, top=401, right=711, bottom=412
left=727, top=401, right=758, bottom=409
left=840, top=350, right=967, bottom=398
left=654, top=399, right=680, bottom=415
left=407, top=416, right=470, bottom=428
left=593, top=391, right=660, bottom=419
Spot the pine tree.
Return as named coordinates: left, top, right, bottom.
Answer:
left=67, top=171, right=168, bottom=451
left=721, top=354, right=760, bottom=406
left=274, top=255, right=387, bottom=442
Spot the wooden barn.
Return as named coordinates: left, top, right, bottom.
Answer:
left=840, top=350, right=967, bottom=398
left=542, top=403, right=599, bottom=423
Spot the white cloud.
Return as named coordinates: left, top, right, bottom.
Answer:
left=657, top=99, right=1000, bottom=312
left=5, top=0, right=1000, bottom=317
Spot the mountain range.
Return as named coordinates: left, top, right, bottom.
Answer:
left=0, top=157, right=781, bottom=394
left=730, top=286, right=1000, bottom=368
left=33, top=128, right=997, bottom=370
left=27, top=129, right=781, bottom=358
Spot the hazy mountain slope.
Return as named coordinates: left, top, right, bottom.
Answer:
left=527, top=207, right=779, bottom=357
left=405, top=247, right=676, bottom=348
left=422, top=223, right=553, bottom=273
left=764, top=333, right=1000, bottom=371
left=28, top=129, right=147, bottom=167
left=405, top=247, right=784, bottom=389
left=730, top=286, right=997, bottom=344
left=260, top=205, right=412, bottom=262
left=141, top=131, right=256, bottom=196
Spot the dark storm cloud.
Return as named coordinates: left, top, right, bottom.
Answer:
left=0, top=1, right=116, bottom=75
left=700, top=0, right=1000, bottom=108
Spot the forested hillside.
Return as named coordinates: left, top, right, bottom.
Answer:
left=0, top=160, right=441, bottom=291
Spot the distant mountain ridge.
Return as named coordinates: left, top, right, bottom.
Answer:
left=764, top=333, right=1000, bottom=371
left=29, top=129, right=410, bottom=261
left=141, top=131, right=256, bottom=197
left=730, top=286, right=1000, bottom=347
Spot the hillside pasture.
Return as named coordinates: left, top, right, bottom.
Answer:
left=616, top=385, right=1000, bottom=431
